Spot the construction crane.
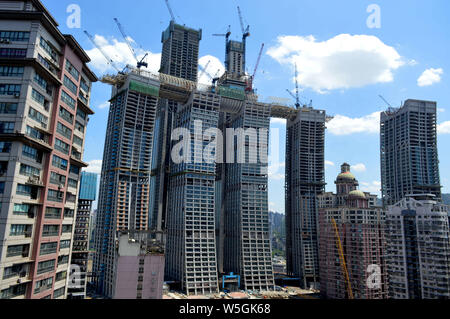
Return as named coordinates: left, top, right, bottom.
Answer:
left=113, top=18, right=148, bottom=69
left=378, top=95, right=393, bottom=108
left=246, top=43, right=264, bottom=92
left=213, top=25, right=231, bottom=71
left=286, top=64, right=301, bottom=109
left=165, top=0, right=176, bottom=22
left=198, top=60, right=211, bottom=81
left=84, top=30, right=124, bottom=74
left=237, top=6, right=250, bottom=39
left=331, top=218, right=354, bottom=299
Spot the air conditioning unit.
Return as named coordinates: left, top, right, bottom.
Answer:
left=14, top=93, right=20, bottom=98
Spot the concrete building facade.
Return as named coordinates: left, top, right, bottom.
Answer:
left=386, top=194, right=450, bottom=299
left=0, top=0, right=96, bottom=299
left=285, top=106, right=326, bottom=289
left=381, top=99, right=441, bottom=206
left=68, top=171, right=97, bottom=299
left=318, top=164, right=388, bottom=299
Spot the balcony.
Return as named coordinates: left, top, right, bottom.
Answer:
left=26, top=175, right=44, bottom=188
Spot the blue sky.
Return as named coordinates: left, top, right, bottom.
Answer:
left=42, top=0, right=450, bottom=213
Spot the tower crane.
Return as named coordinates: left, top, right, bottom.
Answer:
left=331, top=218, right=354, bottom=299
left=84, top=30, right=124, bottom=74
left=237, top=6, right=250, bottom=39
left=165, top=0, right=176, bottom=22
left=213, top=25, right=231, bottom=71
left=286, top=64, right=301, bottom=109
left=246, top=43, right=264, bottom=92
left=113, top=18, right=148, bottom=69
left=198, top=60, right=211, bottom=81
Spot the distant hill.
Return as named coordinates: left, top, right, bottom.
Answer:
left=269, top=211, right=286, bottom=257
left=443, top=194, right=450, bottom=205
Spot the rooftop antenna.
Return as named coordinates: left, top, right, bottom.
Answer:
left=113, top=18, right=148, bottom=69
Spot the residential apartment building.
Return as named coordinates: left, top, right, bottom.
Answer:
left=381, top=99, right=441, bottom=206
left=285, top=106, right=326, bottom=289
left=68, top=171, right=97, bottom=299
left=386, top=194, right=450, bottom=299
left=0, top=0, right=96, bottom=299
left=318, top=164, right=388, bottom=299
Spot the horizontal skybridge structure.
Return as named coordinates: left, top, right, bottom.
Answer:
left=100, top=66, right=305, bottom=120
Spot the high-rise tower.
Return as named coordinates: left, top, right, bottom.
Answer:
left=381, top=99, right=441, bottom=206
left=285, top=106, right=326, bottom=289
left=0, top=0, right=96, bottom=299
left=93, top=73, right=159, bottom=298
left=149, top=22, right=202, bottom=238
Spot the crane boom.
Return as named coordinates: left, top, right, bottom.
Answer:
left=84, top=30, right=121, bottom=73
left=237, top=6, right=250, bottom=38
left=165, top=0, right=176, bottom=22
left=198, top=60, right=211, bottom=80
left=331, top=218, right=354, bottom=299
left=114, top=18, right=138, bottom=62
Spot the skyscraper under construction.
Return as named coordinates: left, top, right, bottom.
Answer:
left=285, top=106, right=327, bottom=289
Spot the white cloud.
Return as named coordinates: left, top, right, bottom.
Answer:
left=267, top=34, right=404, bottom=93
left=268, top=162, right=285, bottom=181
left=327, top=111, right=380, bottom=136
left=270, top=118, right=287, bottom=125
left=97, top=101, right=110, bottom=109
left=86, top=35, right=161, bottom=74
left=438, top=121, right=450, bottom=134
left=417, top=68, right=443, bottom=87
left=352, top=163, right=367, bottom=173
left=360, top=181, right=381, bottom=194
left=198, top=55, right=225, bottom=85
left=325, top=160, right=335, bottom=167
left=84, top=160, right=102, bottom=175
left=438, top=108, right=445, bottom=113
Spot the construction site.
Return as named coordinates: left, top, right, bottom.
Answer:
left=90, top=0, right=331, bottom=299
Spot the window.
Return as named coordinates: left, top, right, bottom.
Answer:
left=31, top=88, right=45, bottom=106
left=52, top=155, right=68, bottom=171
left=1, top=283, right=27, bottom=299
left=19, top=163, right=40, bottom=177
left=63, top=75, right=78, bottom=95
left=69, top=165, right=80, bottom=175
left=10, top=224, right=32, bottom=237
left=33, top=72, right=51, bottom=95
left=64, top=208, right=74, bottom=218
left=59, top=106, right=74, bottom=124
left=75, top=121, right=84, bottom=133
left=80, top=78, right=90, bottom=93
left=37, top=259, right=55, bottom=275
left=0, top=102, right=17, bottom=114
left=34, top=277, right=53, bottom=294
left=61, top=90, right=75, bottom=109
left=68, top=178, right=78, bottom=189
left=61, top=225, right=72, bottom=234
left=0, top=65, right=24, bottom=76
left=55, top=271, right=67, bottom=282
left=13, top=204, right=31, bottom=216
left=76, top=108, right=86, bottom=121
left=58, top=255, right=69, bottom=266
left=0, top=31, right=30, bottom=42
left=26, top=125, right=46, bottom=141
left=73, top=135, right=83, bottom=147
left=22, top=145, right=42, bottom=163
left=0, top=48, right=26, bottom=58
left=59, top=240, right=71, bottom=250
left=40, top=243, right=58, bottom=256
left=53, top=287, right=65, bottom=298
left=45, top=207, right=61, bottom=219
left=2, top=264, right=28, bottom=280
left=54, top=138, right=70, bottom=155
left=56, top=122, right=72, bottom=139
left=42, top=225, right=59, bottom=237
left=16, top=184, right=38, bottom=199
left=0, top=182, right=5, bottom=194
left=0, top=84, right=21, bottom=97
left=39, top=37, right=58, bottom=62
left=0, top=141, right=12, bottom=153
left=0, top=121, right=14, bottom=133
left=65, top=59, right=80, bottom=80
left=6, top=244, right=29, bottom=258
left=47, top=189, right=64, bottom=203
left=0, top=161, right=7, bottom=175
left=28, top=107, right=48, bottom=127
left=50, top=171, right=66, bottom=186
